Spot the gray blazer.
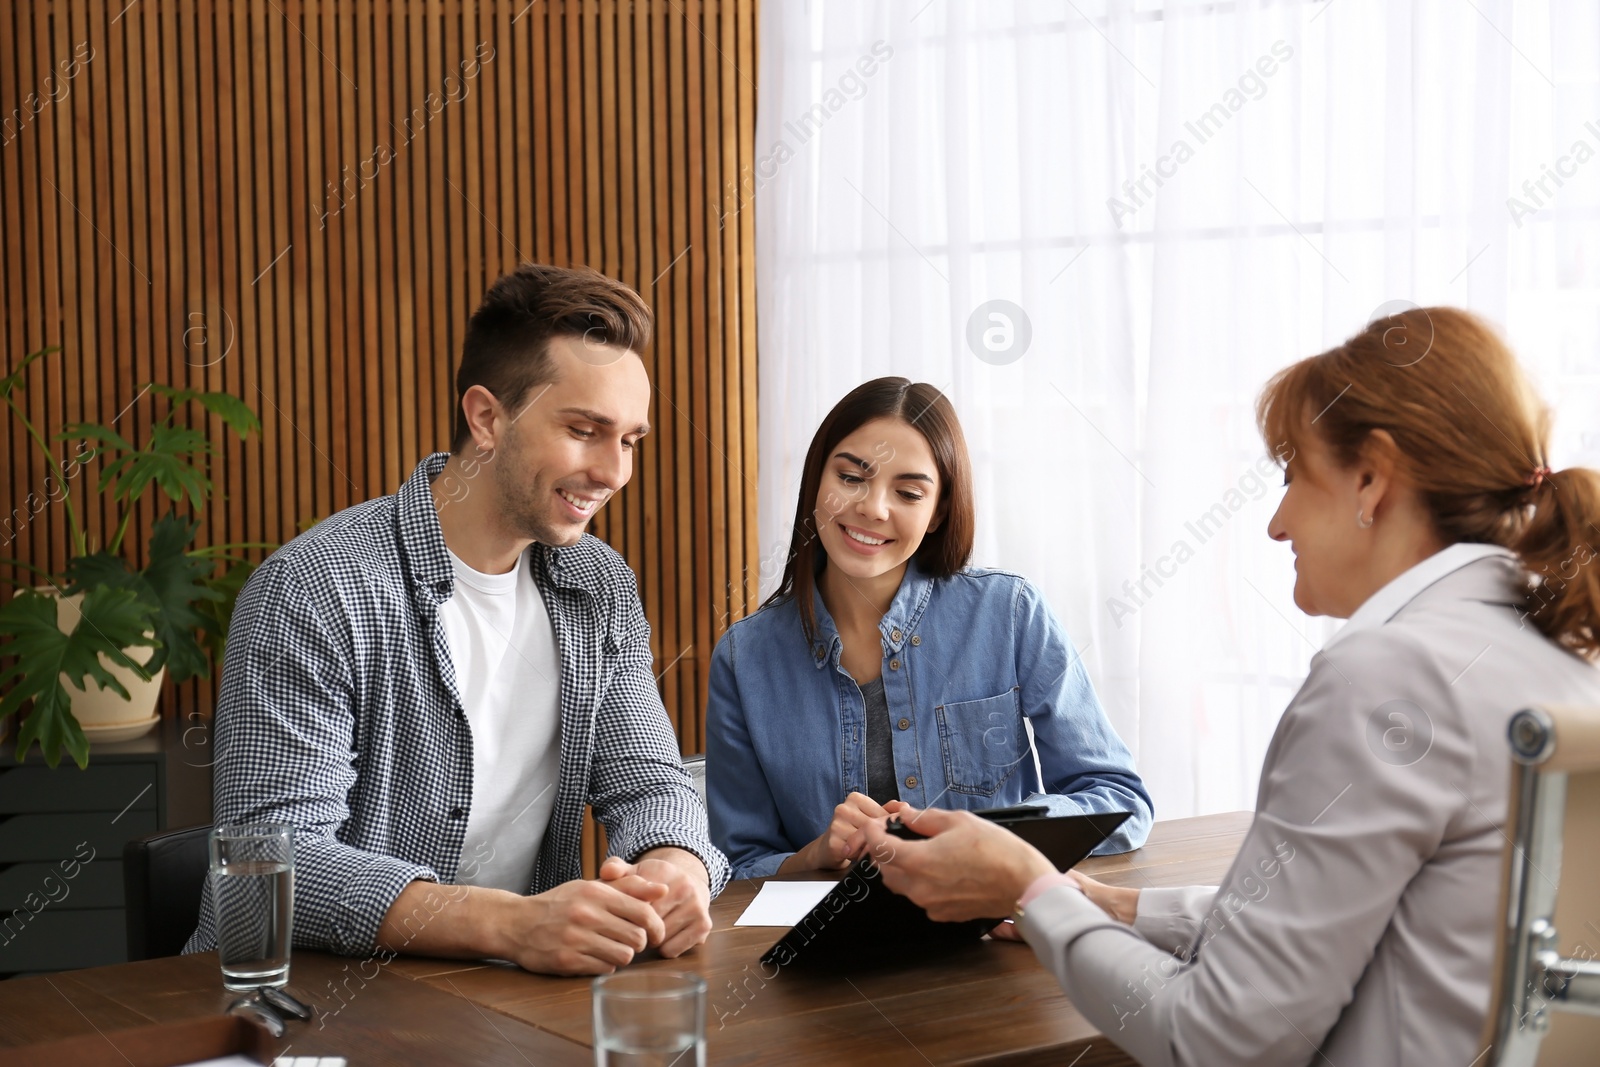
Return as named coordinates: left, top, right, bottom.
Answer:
left=1018, top=552, right=1600, bottom=1067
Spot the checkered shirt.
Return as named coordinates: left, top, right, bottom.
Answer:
left=183, top=452, right=728, bottom=957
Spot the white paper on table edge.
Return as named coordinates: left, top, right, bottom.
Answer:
left=732, top=880, right=841, bottom=927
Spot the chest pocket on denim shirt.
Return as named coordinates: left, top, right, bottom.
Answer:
left=935, top=688, right=1026, bottom=797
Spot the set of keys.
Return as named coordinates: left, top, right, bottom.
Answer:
left=225, top=985, right=314, bottom=1038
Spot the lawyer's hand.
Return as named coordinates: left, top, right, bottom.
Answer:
left=852, top=804, right=1055, bottom=922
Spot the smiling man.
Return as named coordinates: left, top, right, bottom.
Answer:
left=185, top=264, right=727, bottom=975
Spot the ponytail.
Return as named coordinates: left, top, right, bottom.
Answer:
left=1512, top=467, right=1600, bottom=659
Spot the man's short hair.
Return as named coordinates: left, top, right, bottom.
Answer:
left=451, top=264, right=653, bottom=452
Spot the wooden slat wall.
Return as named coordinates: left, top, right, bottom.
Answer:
left=0, top=0, right=759, bottom=869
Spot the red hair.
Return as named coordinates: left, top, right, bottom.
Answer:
left=1257, top=307, right=1600, bottom=659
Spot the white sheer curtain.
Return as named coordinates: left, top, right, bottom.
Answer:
left=754, top=0, right=1600, bottom=819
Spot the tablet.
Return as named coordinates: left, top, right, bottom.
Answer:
left=758, top=808, right=1132, bottom=970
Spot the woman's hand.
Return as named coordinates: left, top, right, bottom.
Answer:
left=1067, top=869, right=1140, bottom=925
left=779, top=792, right=895, bottom=873
left=987, top=869, right=1141, bottom=940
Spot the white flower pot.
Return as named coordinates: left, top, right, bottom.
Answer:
left=40, top=588, right=166, bottom=730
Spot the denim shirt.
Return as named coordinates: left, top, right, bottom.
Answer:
left=706, top=561, right=1153, bottom=880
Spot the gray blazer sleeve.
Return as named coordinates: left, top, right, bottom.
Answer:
left=1018, top=627, right=1476, bottom=1067
left=1131, top=885, right=1218, bottom=957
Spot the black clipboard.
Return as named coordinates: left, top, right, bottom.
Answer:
left=758, top=807, right=1132, bottom=970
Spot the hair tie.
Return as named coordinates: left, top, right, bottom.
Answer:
left=1525, top=465, right=1552, bottom=489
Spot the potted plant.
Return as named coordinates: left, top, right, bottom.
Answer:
left=0, top=346, right=268, bottom=768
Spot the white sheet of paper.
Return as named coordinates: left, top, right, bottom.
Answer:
left=733, top=879, right=840, bottom=927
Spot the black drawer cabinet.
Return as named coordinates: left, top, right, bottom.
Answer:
left=0, top=716, right=211, bottom=977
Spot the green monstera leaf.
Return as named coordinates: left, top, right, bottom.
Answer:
left=148, top=384, right=263, bottom=438
left=65, top=515, right=223, bottom=684
left=107, top=425, right=214, bottom=510
left=0, top=587, right=158, bottom=768
left=55, top=385, right=259, bottom=519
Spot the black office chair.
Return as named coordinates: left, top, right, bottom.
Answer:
left=123, top=823, right=212, bottom=961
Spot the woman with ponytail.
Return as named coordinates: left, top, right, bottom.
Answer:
left=856, top=308, right=1600, bottom=1066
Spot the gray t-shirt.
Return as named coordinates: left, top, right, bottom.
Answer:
left=860, top=677, right=900, bottom=806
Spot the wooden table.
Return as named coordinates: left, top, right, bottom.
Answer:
left=0, top=811, right=1250, bottom=1066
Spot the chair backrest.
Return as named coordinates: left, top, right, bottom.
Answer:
left=683, top=752, right=707, bottom=808
left=123, top=824, right=212, bottom=961
left=1481, top=704, right=1600, bottom=1066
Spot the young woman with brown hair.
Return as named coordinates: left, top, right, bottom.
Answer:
left=705, top=377, right=1152, bottom=882
left=857, top=309, right=1600, bottom=1066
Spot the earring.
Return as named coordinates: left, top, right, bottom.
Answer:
left=1357, top=509, right=1374, bottom=529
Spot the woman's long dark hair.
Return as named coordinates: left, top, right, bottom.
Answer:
left=764, top=377, right=976, bottom=645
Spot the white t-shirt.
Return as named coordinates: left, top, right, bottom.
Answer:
left=436, top=548, right=563, bottom=893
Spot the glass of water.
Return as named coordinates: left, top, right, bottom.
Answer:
left=592, top=971, right=706, bottom=1067
left=209, top=822, right=294, bottom=991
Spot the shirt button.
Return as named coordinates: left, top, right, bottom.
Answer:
left=815, top=647, right=825, bottom=661
left=448, top=807, right=467, bottom=820
left=891, top=628, right=902, bottom=642
left=910, top=635, right=921, bottom=646
left=434, top=580, right=450, bottom=594
left=898, top=718, right=910, bottom=730
left=905, top=775, right=918, bottom=789
left=889, top=659, right=900, bottom=671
